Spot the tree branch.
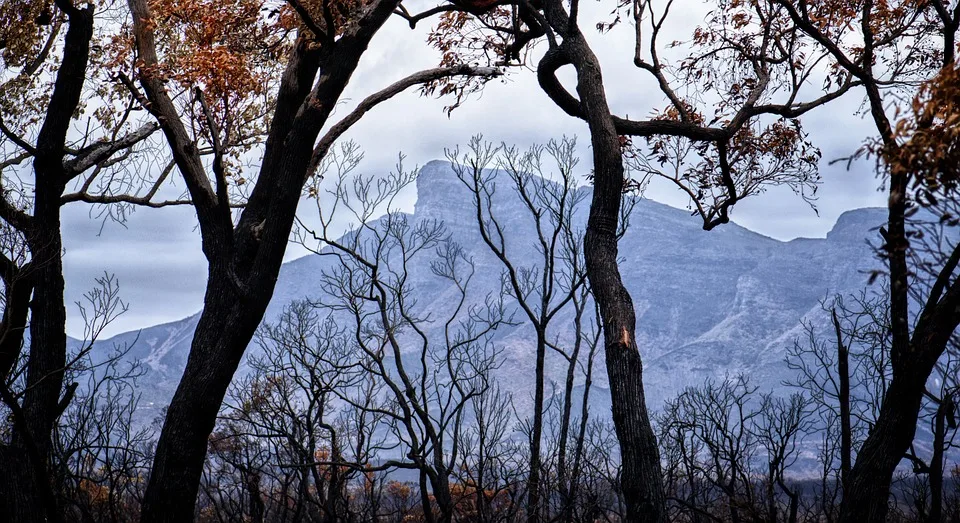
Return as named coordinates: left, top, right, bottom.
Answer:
left=0, top=197, right=33, bottom=233
left=0, top=119, right=37, bottom=157
left=703, top=140, right=737, bottom=230
left=59, top=193, right=196, bottom=208
left=307, top=64, right=501, bottom=178
left=63, top=122, right=159, bottom=177
left=285, top=0, right=329, bottom=41
left=126, top=0, right=221, bottom=230
left=925, top=244, right=960, bottom=313
left=0, top=151, right=32, bottom=171
left=394, top=4, right=460, bottom=28
left=193, top=88, right=232, bottom=217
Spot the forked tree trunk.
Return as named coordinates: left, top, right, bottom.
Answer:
left=139, top=278, right=264, bottom=522
left=841, top=371, right=927, bottom=521
left=841, top=320, right=958, bottom=521
left=0, top=5, right=94, bottom=522
left=840, top=151, right=960, bottom=521
left=539, top=13, right=666, bottom=521
left=134, top=1, right=414, bottom=516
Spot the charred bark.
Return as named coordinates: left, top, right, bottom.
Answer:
left=0, top=4, right=94, bottom=522
left=832, top=308, right=852, bottom=493
left=929, top=394, right=952, bottom=523
left=533, top=4, right=667, bottom=517
left=0, top=262, right=33, bottom=382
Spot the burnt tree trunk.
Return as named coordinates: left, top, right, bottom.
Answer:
left=832, top=308, right=852, bottom=493
left=527, top=329, right=547, bottom=523
left=929, top=395, right=951, bottom=523
left=534, top=4, right=666, bottom=519
left=20, top=0, right=92, bottom=462
left=0, top=447, right=44, bottom=523
left=0, top=263, right=33, bottom=382
left=132, top=0, right=407, bottom=518
left=20, top=160, right=68, bottom=472
left=139, top=280, right=264, bottom=522
left=0, top=4, right=94, bottom=522
left=841, top=370, right=927, bottom=521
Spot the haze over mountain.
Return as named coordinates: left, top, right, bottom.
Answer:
left=94, top=160, right=885, bottom=428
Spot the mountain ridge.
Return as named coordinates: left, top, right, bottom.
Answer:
left=92, top=161, right=887, bottom=431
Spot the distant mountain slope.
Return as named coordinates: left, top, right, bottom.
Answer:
left=98, top=160, right=886, bottom=424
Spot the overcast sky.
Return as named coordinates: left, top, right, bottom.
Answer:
left=60, top=3, right=887, bottom=338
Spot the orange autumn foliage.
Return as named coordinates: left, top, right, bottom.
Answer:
left=890, top=64, right=960, bottom=202
left=100, top=0, right=379, bottom=152
left=78, top=478, right=111, bottom=506
left=0, top=0, right=51, bottom=67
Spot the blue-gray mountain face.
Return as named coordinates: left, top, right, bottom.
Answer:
left=104, top=160, right=885, bottom=426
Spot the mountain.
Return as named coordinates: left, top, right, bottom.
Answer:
left=97, top=160, right=886, bottom=428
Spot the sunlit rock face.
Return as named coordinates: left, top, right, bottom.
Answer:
left=95, top=160, right=889, bottom=459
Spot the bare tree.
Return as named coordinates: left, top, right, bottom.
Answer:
left=293, top=152, right=512, bottom=522
left=752, top=392, right=812, bottom=523
left=52, top=275, right=153, bottom=523
left=786, top=292, right=892, bottom=490
left=660, top=375, right=764, bottom=523
left=454, top=382, right=526, bottom=523
left=658, top=375, right=812, bottom=523
left=1, top=272, right=150, bottom=523
left=213, top=300, right=389, bottom=522
left=447, top=136, right=597, bottom=522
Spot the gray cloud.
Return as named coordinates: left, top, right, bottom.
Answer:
left=61, top=4, right=885, bottom=337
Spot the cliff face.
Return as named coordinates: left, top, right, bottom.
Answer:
left=100, top=160, right=887, bottom=429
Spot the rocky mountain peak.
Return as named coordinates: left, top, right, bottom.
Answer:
left=101, top=162, right=886, bottom=455
left=826, top=207, right=886, bottom=242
